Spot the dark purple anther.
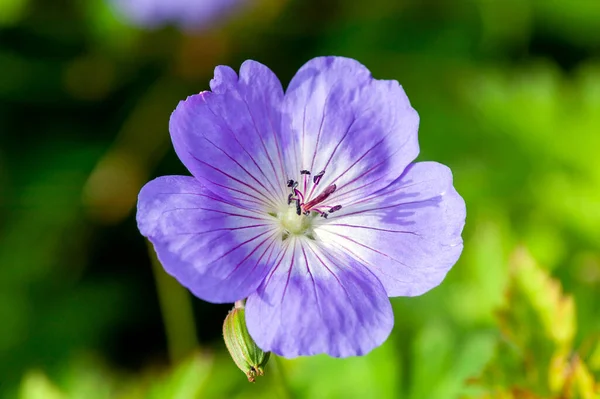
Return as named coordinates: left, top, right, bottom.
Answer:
left=313, top=170, right=325, bottom=185
left=328, top=205, right=342, bottom=213
left=287, top=179, right=295, bottom=187
left=295, top=199, right=302, bottom=216
left=300, top=170, right=311, bottom=175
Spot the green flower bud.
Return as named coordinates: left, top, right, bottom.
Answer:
left=223, top=304, right=270, bottom=382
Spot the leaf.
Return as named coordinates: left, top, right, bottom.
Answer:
left=282, top=339, right=401, bottom=399
left=471, top=247, right=584, bottom=397
left=507, top=248, right=576, bottom=350
left=19, top=371, right=66, bottom=399
left=145, top=353, right=214, bottom=399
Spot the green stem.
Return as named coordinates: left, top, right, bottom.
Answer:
left=271, top=355, right=293, bottom=399
left=147, top=240, right=198, bottom=363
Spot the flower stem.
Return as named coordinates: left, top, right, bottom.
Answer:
left=147, top=240, right=198, bottom=363
left=271, top=355, right=294, bottom=399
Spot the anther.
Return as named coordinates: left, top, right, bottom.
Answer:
left=320, top=212, right=328, bottom=219
left=313, top=170, right=325, bottom=185
left=286, top=179, right=295, bottom=188
left=295, top=199, right=302, bottom=216
left=289, top=180, right=298, bottom=195
left=287, top=194, right=296, bottom=205
left=300, top=170, right=311, bottom=175
left=328, top=205, right=342, bottom=213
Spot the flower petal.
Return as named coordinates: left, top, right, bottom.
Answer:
left=281, top=56, right=419, bottom=201
left=245, top=238, right=393, bottom=358
left=169, top=61, right=288, bottom=210
left=110, top=0, right=245, bottom=30
left=137, top=175, right=282, bottom=303
left=318, top=162, right=466, bottom=297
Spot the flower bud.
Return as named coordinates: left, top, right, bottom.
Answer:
left=223, top=306, right=270, bottom=382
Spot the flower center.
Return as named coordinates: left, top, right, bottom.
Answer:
left=279, top=206, right=313, bottom=235
left=277, top=169, right=343, bottom=239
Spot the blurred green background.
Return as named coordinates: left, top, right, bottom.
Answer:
left=1, top=0, right=599, bottom=398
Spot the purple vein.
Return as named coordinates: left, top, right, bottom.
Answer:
left=156, top=192, right=265, bottom=216
left=199, top=177, right=272, bottom=209
left=320, top=106, right=374, bottom=172
left=265, top=103, right=288, bottom=199
left=342, top=178, right=438, bottom=209
left=263, top=243, right=290, bottom=290
left=189, top=153, right=277, bottom=208
left=231, top=233, right=280, bottom=293
left=205, top=228, right=275, bottom=269
left=224, top=230, right=279, bottom=280
left=301, top=243, right=323, bottom=319
left=305, top=243, right=350, bottom=298
left=240, top=96, right=286, bottom=202
left=203, top=101, right=282, bottom=200
left=324, top=229, right=416, bottom=270
left=325, top=224, right=420, bottom=236
left=335, top=197, right=437, bottom=218
left=159, top=207, right=268, bottom=221
left=172, top=223, right=271, bottom=236
left=320, top=115, right=358, bottom=171
left=327, top=138, right=385, bottom=188
left=308, top=86, right=334, bottom=172
left=199, top=137, right=280, bottom=204
left=320, top=176, right=383, bottom=206
left=301, top=90, right=309, bottom=171
left=280, top=239, right=297, bottom=303
left=330, top=238, right=411, bottom=285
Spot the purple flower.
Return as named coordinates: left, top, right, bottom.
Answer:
left=137, top=57, right=466, bottom=358
left=109, top=0, right=246, bottom=30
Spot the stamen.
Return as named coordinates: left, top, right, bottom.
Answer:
left=303, top=184, right=336, bottom=211
left=313, top=170, right=325, bottom=185
left=328, top=205, right=342, bottom=213
left=289, top=180, right=298, bottom=195
left=283, top=171, right=343, bottom=221
left=294, top=188, right=304, bottom=202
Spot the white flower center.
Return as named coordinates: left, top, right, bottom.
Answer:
left=276, top=169, right=344, bottom=240
left=278, top=206, right=313, bottom=236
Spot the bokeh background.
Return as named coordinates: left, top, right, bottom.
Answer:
left=1, top=0, right=599, bottom=398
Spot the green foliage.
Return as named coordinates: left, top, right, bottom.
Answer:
left=470, top=248, right=598, bottom=398
left=1, top=0, right=600, bottom=398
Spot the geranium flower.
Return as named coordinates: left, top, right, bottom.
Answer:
left=109, top=0, right=246, bottom=30
left=137, top=57, right=466, bottom=357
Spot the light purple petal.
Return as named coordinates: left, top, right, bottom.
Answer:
left=245, top=239, right=393, bottom=358
left=169, top=61, right=289, bottom=211
left=281, top=56, right=420, bottom=203
left=137, top=175, right=282, bottom=303
left=317, top=162, right=466, bottom=297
